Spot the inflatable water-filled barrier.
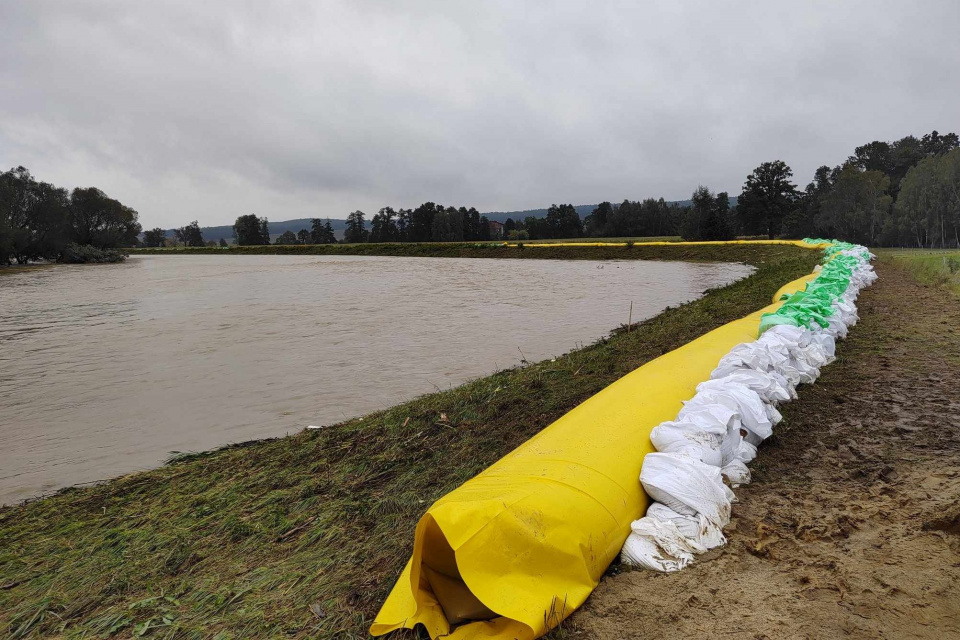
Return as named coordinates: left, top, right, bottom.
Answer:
left=372, top=239, right=875, bottom=640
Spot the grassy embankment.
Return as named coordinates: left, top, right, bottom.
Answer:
left=129, top=240, right=689, bottom=259
left=1, top=244, right=820, bottom=639
left=880, top=248, right=960, bottom=297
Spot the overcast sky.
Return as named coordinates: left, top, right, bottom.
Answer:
left=1, top=1, right=958, bottom=229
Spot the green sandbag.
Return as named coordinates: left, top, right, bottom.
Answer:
left=761, top=239, right=859, bottom=334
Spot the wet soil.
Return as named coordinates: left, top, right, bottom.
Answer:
left=568, top=260, right=960, bottom=639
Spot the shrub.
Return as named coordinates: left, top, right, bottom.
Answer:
left=59, top=243, right=128, bottom=264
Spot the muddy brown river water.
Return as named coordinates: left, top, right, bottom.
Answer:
left=0, top=254, right=752, bottom=504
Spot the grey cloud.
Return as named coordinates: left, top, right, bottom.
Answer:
left=1, top=0, right=958, bottom=228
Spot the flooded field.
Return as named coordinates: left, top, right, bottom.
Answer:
left=0, top=255, right=751, bottom=504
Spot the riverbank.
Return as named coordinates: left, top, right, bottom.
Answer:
left=0, top=244, right=818, bottom=639
left=565, top=257, right=960, bottom=639
left=130, top=241, right=794, bottom=263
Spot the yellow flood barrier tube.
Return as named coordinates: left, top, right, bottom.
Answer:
left=372, top=267, right=820, bottom=640
left=503, top=239, right=829, bottom=249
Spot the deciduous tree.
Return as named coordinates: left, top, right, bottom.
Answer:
left=274, top=230, right=298, bottom=245
left=233, top=214, right=270, bottom=245
left=174, top=220, right=205, bottom=247
left=143, top=228, right=167, bottom=247
left=817, top=166, right=891, bottom=246
left=68, top=187, right=141, bottom=248
left=738, top=160, right=798, bottom=239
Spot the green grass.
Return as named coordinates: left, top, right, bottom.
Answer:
left=878, top=248, right=960, bottom=296
left=0, top=244, right=821, bottom=639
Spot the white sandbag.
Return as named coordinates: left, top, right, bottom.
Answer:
left=685, top=386, right=773, bottom=441
left=759, top=329, right=821, bottom=384
left=645, top=503, right=725, bottom=548
left=777, top=372, right=799, bottom=399
left=776, top=358, right=804, bottom=386
left=836, top=300, right=859, bottom=327
left=649, top=421, right=723, bottom=467
left=621, top=527, right=689, bottom=572
left=674, top=400, right=750, bottom=464
left=673, top=403, right=737, bottom=436
left=634, top=516, right=706, bottom=557
left=765, top=324, right=809, bottom=346
left=719, top=340, right=788, bottom=372
left=718, top=418, right=745, bottom=467
left=721, top=459, right=751, bottom=486
left=622, top=505, right=728, bottom=570
left=764, top=402, right=782, bottom=426
left=736, top=440, right=758, bottom=463
left=796, top=336, right=830, bottom=368
left=639, top=453, right=732, bottom=526
left=718, top=339, right=800, bottom=385
left=810, top=332, right=836, bottom=363
left=825, top=316, right=849, bottom=339
left=797, top=361, right=820, bottom=384
left=704, top=370, right=791, bottom=404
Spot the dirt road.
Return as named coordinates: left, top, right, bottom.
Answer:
left=567, top=260, right=960, bottom=639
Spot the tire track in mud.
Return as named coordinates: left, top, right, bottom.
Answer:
left=567, top=260, right=960, bottom=640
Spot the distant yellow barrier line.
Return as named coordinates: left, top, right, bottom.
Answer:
left=372, top=240, right=828, bottom=640
left=501, top=239, right=830, bottom=249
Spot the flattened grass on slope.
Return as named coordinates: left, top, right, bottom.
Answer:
left=0, top=245, right=820, bottom=639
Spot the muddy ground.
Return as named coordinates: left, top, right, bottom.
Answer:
left=567, top=260, right=960, bottom=639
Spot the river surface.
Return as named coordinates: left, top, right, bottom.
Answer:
left=0, top=255, right=752, bottom=504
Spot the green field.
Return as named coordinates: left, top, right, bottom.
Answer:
left=1, top=244, right=820, bottom=639
left=879, top=249, right=960, bottom=296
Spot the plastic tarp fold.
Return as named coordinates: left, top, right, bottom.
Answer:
left=371, top=269, right=820, bottom=639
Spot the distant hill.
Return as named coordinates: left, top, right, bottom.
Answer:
left=163, top=197, right=737, bottom=242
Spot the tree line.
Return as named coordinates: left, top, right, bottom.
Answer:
left=809, top=132, right=960, bottom=247
left=342, top=204, right=495, bottom=244
left=141, top=221, right=230, bottom=248
left=226, top=214, right=337, bottom=246
left=500, top=204, right=585, bottom=240
left=0, top=166, right=142, bottom=264
left=694, top=130, right=959, bottom=246
left=230, top=203, right=592, bottom=246
left=9, top=129, right=957, bottom=259
left=137, top=128, right=960, bottom=250
left=274, top=128, right=956, bottom=247
left=229, top=203, right=497, bottom=246
left=571, top=130, right=959, bottom=246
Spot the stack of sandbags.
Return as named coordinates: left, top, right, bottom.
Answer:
left=621, top=241, right=876, bottom=572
